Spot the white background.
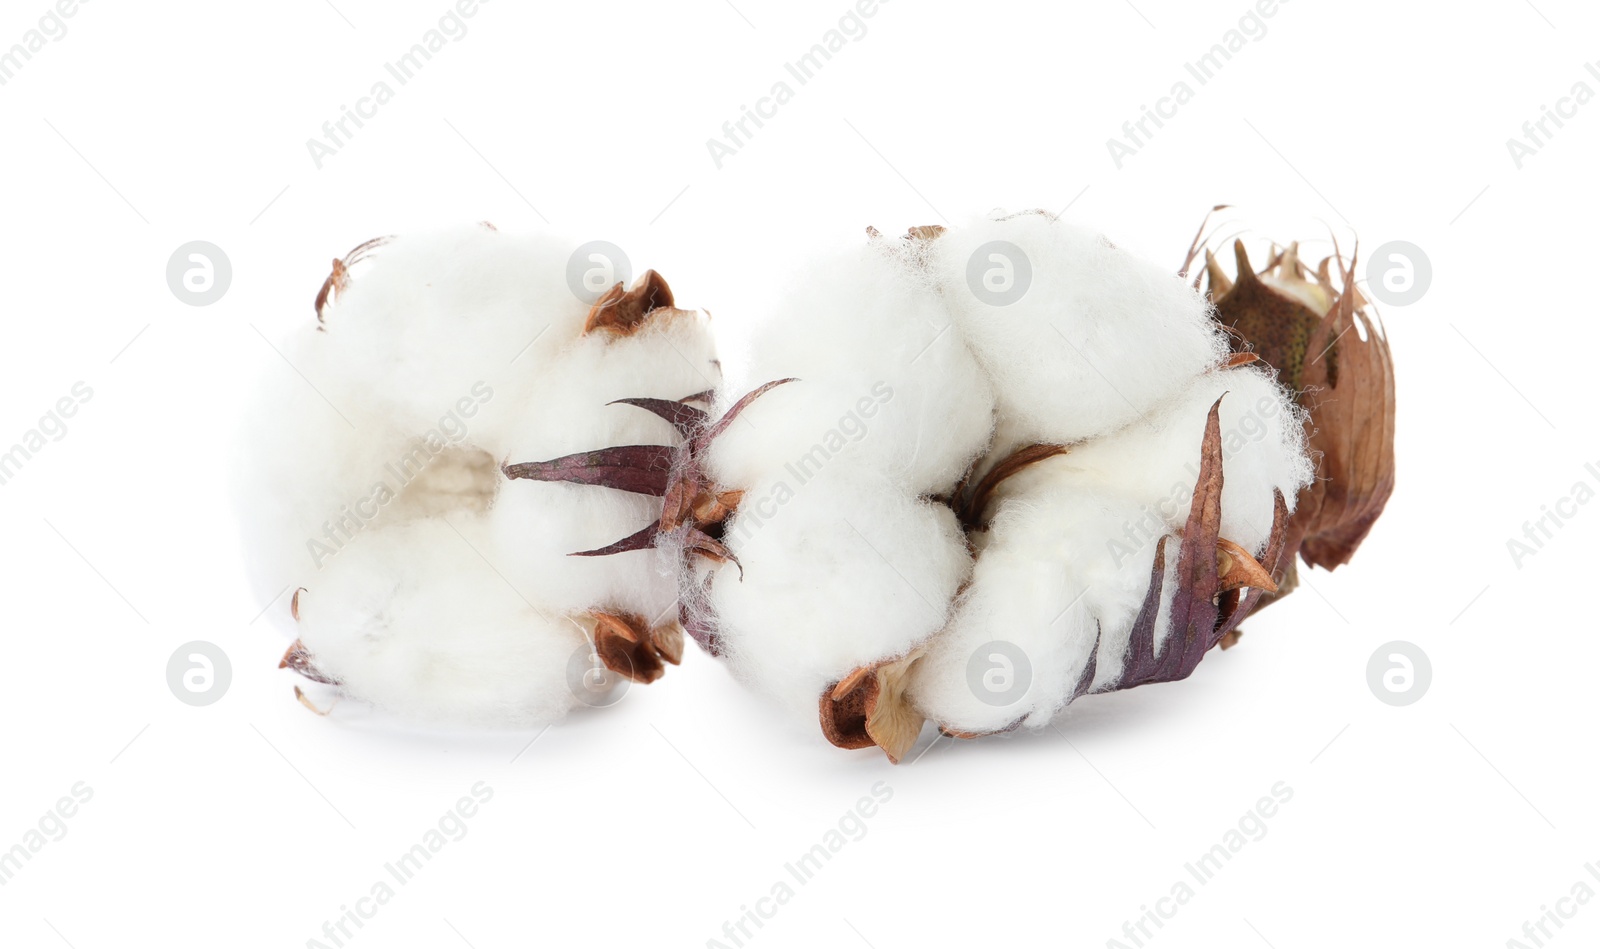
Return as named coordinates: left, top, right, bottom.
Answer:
left=1, top=0, right=1594, bottom=946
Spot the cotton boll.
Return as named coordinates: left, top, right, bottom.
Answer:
left=239, top=224, right=720, bottom=724
left=241, top=224, right=594, bottom=598
left=293, top=519, right=587, bottom=728
left=929, top=212, right=1227, bottom=446
left=706, top=241, right=994, bottom=495
left=707, top=467, right=971, bottom=715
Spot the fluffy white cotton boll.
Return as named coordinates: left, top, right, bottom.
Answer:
left=293, top=519, right=587, bottom=727
left=929, top=213, right=1227, bottom=446
left=1059, top=366, right=1313, bottom=557
left=238, top=223, right=721, bottom=724
left=707, top=467, right=971, bottom=714
left=240, top=224, right=596, bottom=595
left=907, top=474, right=1155, bottom=733
left=707, top=241, right=994, bottom=495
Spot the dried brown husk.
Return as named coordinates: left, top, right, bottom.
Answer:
left=1186, top=213, right=1396, bottom=576
left=819, top=648, right=928, bottom=764
left=590, top=611, right=684, bottom=684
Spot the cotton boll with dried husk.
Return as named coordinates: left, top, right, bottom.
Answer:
left=705, top=238, right=995, bottom=497
left=241, top=224, right=715, bottom=724
left=925, top=211, right=1228, bottom=451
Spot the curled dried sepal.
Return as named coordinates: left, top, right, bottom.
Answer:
left=583, top=270, right=681, bottom=337
left=820, top=649, right=927, bottom=763
left=294, top=685, right=336, bottom=716
left=570, top=523, right=661, bottom=558
left=1215, top=538, right=1278, bottom=594
left=1290, top=250, right=1395, bottom=569
left=1212, top=491, right=1290, bottom=647
left=279, top=638, right=341, bottom=686
left=608, top=397, right=710, bottom=440
left=679, top=576, right=723, bottom=656
left=1103, top=399, right=1291, bottom=693
left=692, top=378, right=797, bottom=451
left=956, top=443, right=1069, bottom=530
left=502, top=379, right=797, bottom=565
left=1178, top=204, right=1234, bottom=283
left=502, top=444, right=676, bottom=497
left=314, top=236, right=392, bottom=323
left=590, top=611, right=683, bottom=685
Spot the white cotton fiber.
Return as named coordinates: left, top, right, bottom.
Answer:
left=1058, top=366, right=1314, bottom=557
left=705, top=466, right=971, bottom=714
left=928, top=212, right=1228, bottom=448
left=238, top=224, right=718, bottom=725
left=705, top=240, right=994, bottom=497
left=293, top=520, right=586, bottom=727
left=295, top=225, right=588, bottom=426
